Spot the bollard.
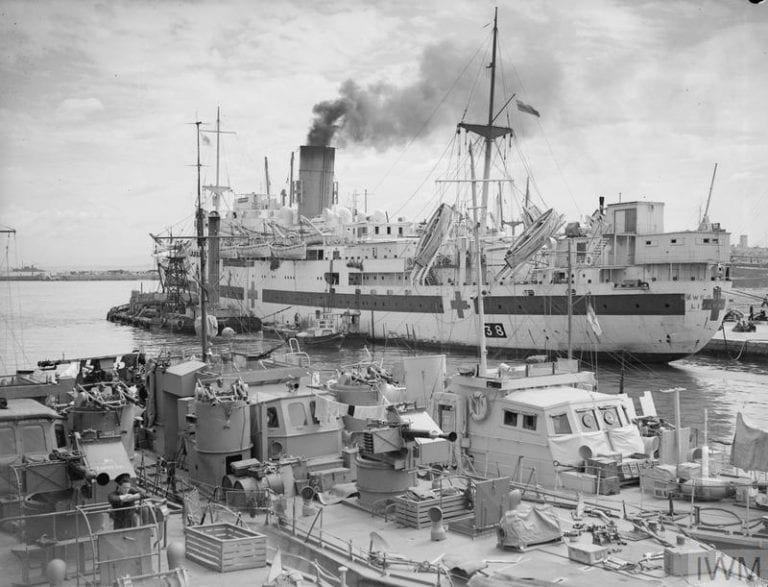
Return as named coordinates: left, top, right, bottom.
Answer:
left=338, top=565, right=349, bottom=587
left=46, top=559, right=66, bottom=586
left=167, top=541, right=185, bottom=569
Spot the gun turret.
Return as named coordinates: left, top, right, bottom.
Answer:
left=400, top=426, right=457, bottom=442
left=68, top=462, right=111, bottom=486
left=358, top=411, right=456, bottom=470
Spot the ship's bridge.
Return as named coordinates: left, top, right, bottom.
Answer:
left=448, top=360, right=597, bottom=396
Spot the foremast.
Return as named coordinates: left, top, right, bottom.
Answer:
left=194, top=120, right=209, bottom=361
left=457, top=7, right=513, bottom=376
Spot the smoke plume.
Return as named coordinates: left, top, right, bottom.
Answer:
left=305, top=36, right=562, bottom=149
left=306, top=41, right=471, bottom=149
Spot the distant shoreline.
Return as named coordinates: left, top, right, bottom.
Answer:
left=0, top=271, right=158, bottom=282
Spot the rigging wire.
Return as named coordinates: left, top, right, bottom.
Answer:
left=370, top=29, right=492, bottom=202
left=1, top=231, right=30, bottom=371
left=502, top=41, right=583, bottom=219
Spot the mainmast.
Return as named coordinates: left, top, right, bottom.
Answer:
left=457, top=7, right=511, bottom=376
left=202, top=107, right=235, bottom=212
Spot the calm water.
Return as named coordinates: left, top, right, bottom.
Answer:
left=2, top=280, right=767, bottom=444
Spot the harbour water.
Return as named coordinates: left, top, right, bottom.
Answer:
left=2, top=280, right=767, bottom=446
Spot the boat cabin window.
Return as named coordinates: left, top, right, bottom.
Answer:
left=21, top=424, right=47, bottom=454
left=576, top=409, right=599, bottom=432
left=309, top=400, right=320, bottom=424
left=266, top=407, right=279, bottom=428
left=288, top=402, right=307, bottom=426
left=438, top=404, right=455, bottom=432
left=0, top=426, right=15, bottom=457
left=621, top=405, right=631, bottom=424
left=550, top=413, right=572, bottom=435
left=55, top=424, right=67, bottom=448
left=599, top=406, right=622, bottom=429
left=522, top=414, right=537, bottom=431
left=503, top=410, right=518, bottom=427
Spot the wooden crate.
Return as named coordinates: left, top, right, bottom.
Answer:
left=185, top=522, right=266, bottom=572
left=394, top=493, right=470, bottom=529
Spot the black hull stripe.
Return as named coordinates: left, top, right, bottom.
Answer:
left=263, top=289, right=444, bottom=313
left=259, top=289, right=687, bottom=316
left=482, top=293, right=685, bottom=316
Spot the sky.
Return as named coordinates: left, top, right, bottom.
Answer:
left=1, top=0, right=767, bottom=269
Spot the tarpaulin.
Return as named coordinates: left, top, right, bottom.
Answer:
left=607, top=425, right=645, bottom=457
left=548, top=430, right=611, bottom=466
left=730, top=412, right=768, bottom=472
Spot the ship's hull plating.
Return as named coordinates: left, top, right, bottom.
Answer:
left=216, top=257, right=728, bottom=362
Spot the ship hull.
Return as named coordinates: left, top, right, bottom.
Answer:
left=216, top=257, right=728, bottom=362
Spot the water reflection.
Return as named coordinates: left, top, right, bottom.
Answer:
left=2, top=280, right=766, bottom=445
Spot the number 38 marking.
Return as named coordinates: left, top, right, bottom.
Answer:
left=484, top=323, right=507, bottom=338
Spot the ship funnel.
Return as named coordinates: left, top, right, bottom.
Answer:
left=297, top=146, right=336, bottom=218
left=208, top=211, right=220, bottom=307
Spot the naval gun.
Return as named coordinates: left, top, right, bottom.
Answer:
left=360, top=423, right=456, bottom=467
left=355, top=408, right=457, bottom=508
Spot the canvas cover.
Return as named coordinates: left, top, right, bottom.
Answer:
left=548, top=430, right=612, bottom=466
left=607, top=425, right=645, bottom=457
left=497, top=503, right=561, bottom=549
left=730, top=412, right=768, bottom=472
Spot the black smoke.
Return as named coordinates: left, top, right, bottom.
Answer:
left=305, top=35, right=562, bottom=150
left=306, top=41, right=472, bottom=149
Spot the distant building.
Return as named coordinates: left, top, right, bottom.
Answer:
left=0, top=265, right=51, bottom=281
left=730, top=238, right=768, bottom=289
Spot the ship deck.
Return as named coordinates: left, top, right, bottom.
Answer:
left=2, top=479, right=764, bottom=586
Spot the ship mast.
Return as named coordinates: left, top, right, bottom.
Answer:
left=457, top=7, right=511, bottom=376
left=698, top=162, right=718, bottom=230
left=195, top=121, right=209, bottom=361
left=202, top=107, right=235, bottom=212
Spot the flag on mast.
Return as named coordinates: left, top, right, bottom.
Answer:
left=586, top=302, right=602, bottom=337
left=516, top=99, right=541, bottom=118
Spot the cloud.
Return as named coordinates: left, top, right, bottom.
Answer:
left=2, top=0, right=768, bottom=267
left=54, top=97, right=105, bottom=121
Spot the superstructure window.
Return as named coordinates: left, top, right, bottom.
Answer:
left=576, top=409, right=599, bottom=431
left=309, top=400, right=320, bottom=424
left=288, top=402, right=307, bottom=426
left=550, top=413, right=572, bottom=435
left=266, top=407, right=279, bottom=428
left=522, top=414, right=537, bottom=431
left=599, top=406, right=621, bottom=429
left=0, top=427, right=15, bottom=457
left=503, top=410, right=518, bottom=427
left=21, top=424, right=46, bottom=454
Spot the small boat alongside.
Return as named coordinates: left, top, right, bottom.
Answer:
left=296, top=312, right=345, bottom=347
